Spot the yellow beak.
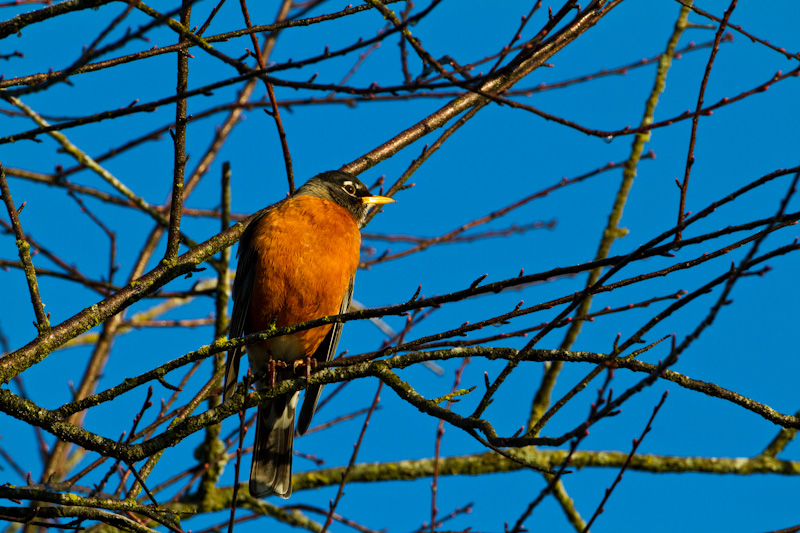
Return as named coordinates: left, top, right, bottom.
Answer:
left=361, top=195, right=396, bottom=205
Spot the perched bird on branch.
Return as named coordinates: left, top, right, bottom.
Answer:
left=224, top=170, right=395, bottom=498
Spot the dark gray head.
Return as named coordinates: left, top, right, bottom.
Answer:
left=295, top=170, right=395, bottom=225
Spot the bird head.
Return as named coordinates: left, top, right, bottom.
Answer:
left=295, top=170, right=396, bottom=225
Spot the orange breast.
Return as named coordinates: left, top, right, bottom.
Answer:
left=246, top=195, right=361, bottom=361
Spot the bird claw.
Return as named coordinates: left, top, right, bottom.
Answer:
left=293, top=356, right=315, bottom=381
left=268, top=358, right=287, bottom=388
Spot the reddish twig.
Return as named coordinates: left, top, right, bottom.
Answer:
left=288, top=504, right=385, bottom=533
left=509, top=369, right=616, bottom=533
left=582, top=391, right=669, bottom=532
left=398, top=1, right=413, bottom=84
left=364, top=156, right=640, bottom=266
left=470, top=160, right=800, bottom=420
left=321, top=381, right=383, bottom=533
left=195, top=0, right=227, bottom=37
left=0, top=216, right=97, bottom=292
left=674, top=0, right=799, bottom=60
left=675, top=0, right=737, bottom=241
left=430, top=357, right=470, bottom=532
left=300, top=407, right=374, bottom=436
left=227, top=404, right=247, bottom=533
left=66, top=190, right=118, bottom=292
left=0, top=436, right=27, bottom=481
left=239, top=0, right=295, bottom=193
left=417, top=290, right=686, bottom=350
left=490, top=1, right=543, bottom=73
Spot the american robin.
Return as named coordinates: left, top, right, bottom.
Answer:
left=223, top=170, right=395, bottom=499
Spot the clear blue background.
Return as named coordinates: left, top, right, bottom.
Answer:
left=1, top=1, right=799, bottom=532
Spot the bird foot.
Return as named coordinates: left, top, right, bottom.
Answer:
left=293, top=356, right=316, bottom=381
left=268, top=358, right=288, bottom=388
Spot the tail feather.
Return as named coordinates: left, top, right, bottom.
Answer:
left=296, top=384, right=323, bottom=436
left=250, top=392, right=299, bottom=499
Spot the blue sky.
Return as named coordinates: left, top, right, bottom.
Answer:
left=1, top=1, right=799, bottom=532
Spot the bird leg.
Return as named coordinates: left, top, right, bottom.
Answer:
left=269, top=358, right=276, bottom=388
left=293, top=356, right=316, bottom=381
left=267, top=356, right=288, bottom=388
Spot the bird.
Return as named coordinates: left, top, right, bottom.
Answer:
left=223, top=170, right=395, bottom=499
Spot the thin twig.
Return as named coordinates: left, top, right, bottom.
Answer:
left=0, top=164, right=49, bottom=335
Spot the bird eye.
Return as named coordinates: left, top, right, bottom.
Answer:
left=343, top=182, right=357, bottom=195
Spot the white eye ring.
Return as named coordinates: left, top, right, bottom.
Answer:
left=343, top=182, right=357, bottom=195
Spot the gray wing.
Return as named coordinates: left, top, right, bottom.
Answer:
left=295, top=274, right=355, bottom=435
left=223, top=211, right=267, bottom=402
